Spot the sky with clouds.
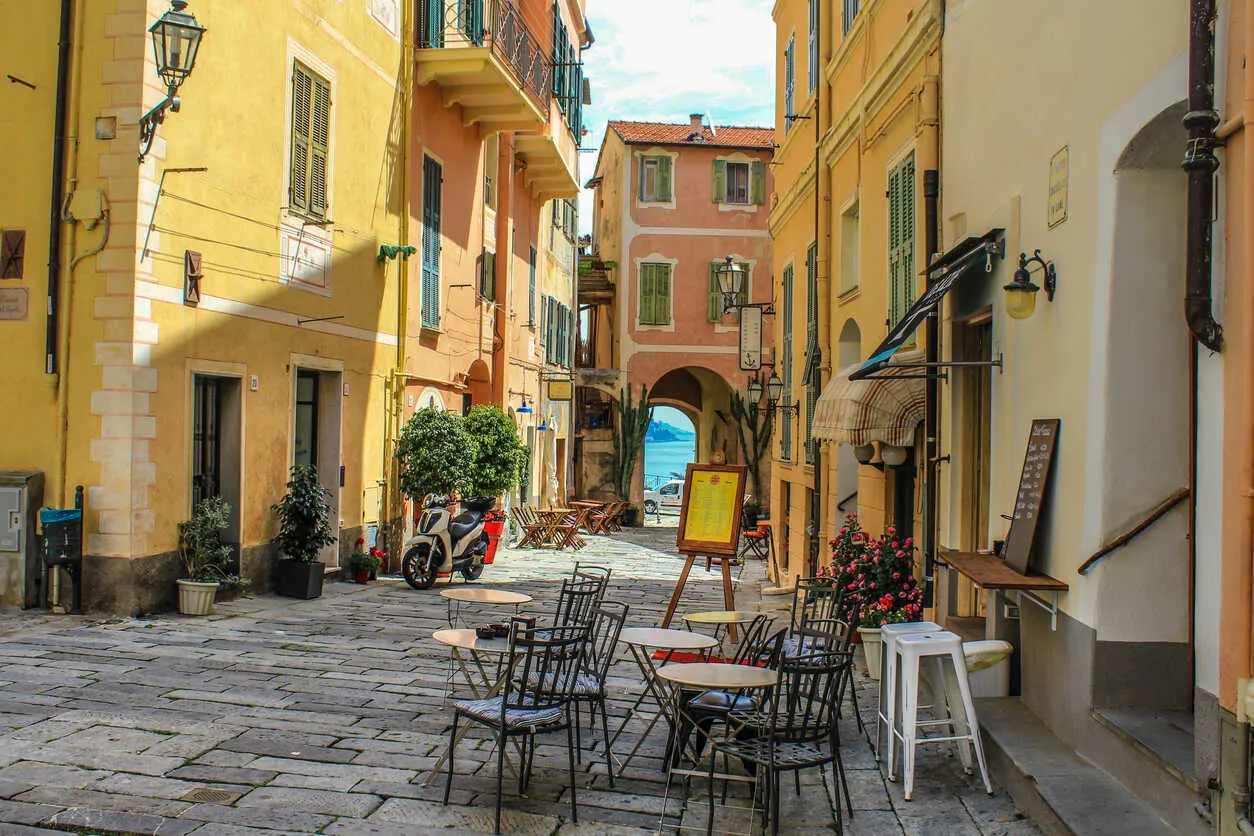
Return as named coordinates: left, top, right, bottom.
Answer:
left=576, top=0, right=777, bottom=232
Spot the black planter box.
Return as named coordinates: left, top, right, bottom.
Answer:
left=276, top=560, right=325, bottom=599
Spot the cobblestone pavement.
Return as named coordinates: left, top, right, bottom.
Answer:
left=0, top=524, right=1039, bottom=835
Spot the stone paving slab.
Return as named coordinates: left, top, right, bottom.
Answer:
left=0, top=524, right=1040, bottom=835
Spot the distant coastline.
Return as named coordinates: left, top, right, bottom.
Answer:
left=646, top=421, right=695, bottom=443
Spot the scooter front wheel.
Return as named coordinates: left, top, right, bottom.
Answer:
left=460, top=558, right=484, bottom=582
left=402, top=543, right=438, bottom=590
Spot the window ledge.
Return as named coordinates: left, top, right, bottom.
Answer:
left=419, top=324, right=443, bottom=337
left=838, top=286, right=861, bottom=304
left=719, top=203, right=759, bottom=213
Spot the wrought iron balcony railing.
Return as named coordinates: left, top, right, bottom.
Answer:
left=417, top=0, right=552, bottom=111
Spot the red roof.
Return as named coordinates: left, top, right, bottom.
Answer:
left=608, top=120, right=774, bottom=150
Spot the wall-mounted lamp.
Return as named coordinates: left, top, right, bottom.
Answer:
left=516, top=397, right=533, bottom=414
left=1003, top=249, right=1057, bottom=320
left=717, top=255, right=774, bottom=316
left=764, top=372, right=799, bottom=417
left=853, top=444, right=875, bottom=465
left=880, top=444, right=909, bottom=468
left=138, top=1, right=206, bottom=163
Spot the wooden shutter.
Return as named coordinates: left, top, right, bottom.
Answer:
left=657, top=156, right=672, bottom=202
left=888, top=152, right=916, bottom=328
left=309, top=77, right=330, bottom=217
left=784, top=39, right=795, bottom=126
left=781, top=264, right=794, bottom=460
left=422, top=156, right=442, bottom=329
left=707, top=262, right=721, bottom=322
left=808, top=0, right=818, bottom=93
left=712, top=159, right=726, bottom=204
left=750, top=160, right=766, bottom=205
left=528, top=247, right=537, bottom=324
left=290, top=65, right=312, bottom=213
left=658, top=265, right=671, bottom=324
left=639, top=265, right=654, bottom=324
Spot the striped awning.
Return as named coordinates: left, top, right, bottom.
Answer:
left=812, top=350, right=926, bottom=446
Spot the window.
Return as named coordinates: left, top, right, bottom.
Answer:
left=843, top=0, right=860, bottom=35
left=781, top=264, right=794, bottom=461
left=576, top=303, right=596, bottom=367
left=638, top=262, right=672, bottom=326
left=528, top=246, right=537, bottom=326
left=640, top=155, right=673, bottom=202
left=888, top=152, right=916, bottom=329
left=478, top=249, right=496, bottom=300
left=542, top=297, right=574, bottom=367
left=290, top=62, right=331, bottom=218
left=713, top=159, right=766, bottom=205
left=421, top=155, right=442, bottom=329
left=707, top=260, right=748, bottom=322
left=784, top=37, right=795, bottom=129
left=192, top=376, right=222, bottom=506
left=808, top=0, right=818, bottom=95
left=294, top=370, right=319, bottom=468
left=839, top=199, right=860, bottom=294
left=551, top=2, right=582, bottom=137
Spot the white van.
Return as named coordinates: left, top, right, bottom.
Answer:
left=643, top=479, right=684, bottom=515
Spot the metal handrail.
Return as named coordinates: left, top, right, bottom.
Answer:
left=836, top=490, right=858, bottom=513
left=417, top=0, right=552, bottom=111
left=1076, top=487, right=1190, bottom=575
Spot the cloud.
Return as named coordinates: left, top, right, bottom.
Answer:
left=576, top=0, right=776, bottom=232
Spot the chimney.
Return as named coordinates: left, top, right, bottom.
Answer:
left=689, top=113, right=704, bottom=132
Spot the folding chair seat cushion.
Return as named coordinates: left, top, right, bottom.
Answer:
left=454, top=696, right=563, bottom=730
left=686, top=689, right=758, bottom=712
left=523, top=670, right=602, bottom=698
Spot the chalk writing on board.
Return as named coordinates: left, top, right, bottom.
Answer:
left=1004, top=419, right=1061, bottom=575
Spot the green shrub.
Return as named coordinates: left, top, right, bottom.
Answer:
left=396, top=408, right=475, bottom=499
left=178, top=496, right=249, bottom=588
left=464, top=405, right=528, bottom=498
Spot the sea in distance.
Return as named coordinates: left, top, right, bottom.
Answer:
left=644, top=414, right=695, bottom=489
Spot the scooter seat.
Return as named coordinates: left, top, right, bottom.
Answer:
left=449, top=513, right=480, bottom=541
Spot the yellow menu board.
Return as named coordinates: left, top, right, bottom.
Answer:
left=677, top=464, right=747, bottom=556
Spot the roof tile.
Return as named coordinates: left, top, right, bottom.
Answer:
left=607, top=120, right=774, bottom=149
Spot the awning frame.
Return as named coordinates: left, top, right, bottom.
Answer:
left=850, top=230, right=1007, bottom=380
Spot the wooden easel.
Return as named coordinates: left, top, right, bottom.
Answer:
left=661, top=464, right=748, bottom=642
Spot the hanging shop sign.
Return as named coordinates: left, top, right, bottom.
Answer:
left=547, top=379, right=573, bottom=401
left=739, top=305, right=763, bottom=370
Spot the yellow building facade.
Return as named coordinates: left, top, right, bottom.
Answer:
left=0, top=0, right=584, bottom=613
left=769, top=0, right=941, bottom=586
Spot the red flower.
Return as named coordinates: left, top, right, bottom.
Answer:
left=355, top=537, right=366, bottom=546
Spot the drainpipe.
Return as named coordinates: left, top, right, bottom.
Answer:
left=1184, top=0, right=1224, bottom=353
left=809, top=0, right=826, bottom=576
left=923, top=169, right=939, bottom=607
left=491, top=133, right=515, bottom=408
left=45, top=0, right=73, bottom=376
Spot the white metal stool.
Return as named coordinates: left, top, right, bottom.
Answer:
left=875, top=621, right=940, bottom=768
left=892, top=630, right=993, bottom=801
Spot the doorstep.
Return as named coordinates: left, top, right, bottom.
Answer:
left=977, top=697, right=1176, bottom=836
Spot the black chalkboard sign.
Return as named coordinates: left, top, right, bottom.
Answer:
left=1003, top=419, right=1060, bottom=575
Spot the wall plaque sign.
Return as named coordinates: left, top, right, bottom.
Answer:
left=0, top=288, right=29, bottom=320
left=1003, top=418, right=1060, bottom=574
left=1048, top=147, right=1069, bottom=228
left=548, top=379, right=573, bottom=401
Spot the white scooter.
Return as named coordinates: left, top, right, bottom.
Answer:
left=401, top=494, right=494, bottom=589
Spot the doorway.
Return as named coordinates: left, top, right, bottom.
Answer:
left=292, top=364, right=343, bottom=565
left=191, top=373, right=242, bottom=552
left=953, top=316, right=992, bottom=620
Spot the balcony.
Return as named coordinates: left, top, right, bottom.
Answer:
left=515, top=101, right=580, bottom=199
left=416, top=0, right=550, bottom=133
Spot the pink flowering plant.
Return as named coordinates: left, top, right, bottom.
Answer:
left=818, top=514, right=924, bottom=628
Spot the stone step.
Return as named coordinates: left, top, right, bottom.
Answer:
left=976, top=697, right=1176, bottom=836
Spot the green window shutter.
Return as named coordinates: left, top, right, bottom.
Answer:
left=309, top=76, right=331, bottom=217
left=639, top=158, right=649, bottom=200
left=639, top=265, right=653, bottom=324
left=707, top=262, right=722, bottom=322
left=887, top=152, right=916, bottom=328
left=781, top=265, right=794, bottom=461
left=750, top=160, right=766, bottom=205
left=528, top=247, right=537, bottom=325
left=712, top=159, right=727, bottom=204
left=737, top=262, right=750, bottom=308
left=658, top=156, right=673, bottom=202
left=657, top=266, right=671, bottom=324
left=290, top=65, right=312, bottom=213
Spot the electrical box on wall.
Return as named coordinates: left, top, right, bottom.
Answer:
left=0, top=471, right=44, bottom=609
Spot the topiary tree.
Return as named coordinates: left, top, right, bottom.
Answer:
left=396, top=407, right=475, bottom=500
left=464, top=405, right=528, bottom=499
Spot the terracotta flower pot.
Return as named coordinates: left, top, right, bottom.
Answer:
left=354, top=571, right=370, bottom=584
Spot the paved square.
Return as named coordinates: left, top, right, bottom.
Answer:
left=0, top=523, right=1037, bottom=834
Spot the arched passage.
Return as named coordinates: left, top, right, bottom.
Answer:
left=834, top=319, right=863, bottom=518
left=1091, top=100, right=1191, bottom=710
left=466, top=359, right=491, bottom=409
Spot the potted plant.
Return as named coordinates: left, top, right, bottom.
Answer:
left=827, top=514, right=923, bottom=680
left=177, top=496, right=248, bottom=616
left=272, top=464, right=337, bottom=599
left=346, top=539, right=384, bottom=584
left=482, top=509, right=507, bottom=564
